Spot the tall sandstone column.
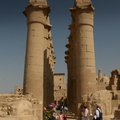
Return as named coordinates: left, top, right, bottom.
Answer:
left=23, top=0, right=54, bottom=119
left=65, top=0, right=97, bottom=114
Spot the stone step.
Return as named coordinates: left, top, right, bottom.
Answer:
left=55, top=110, right=77, bottom=120
left=64, top=112, right=76, bottom=120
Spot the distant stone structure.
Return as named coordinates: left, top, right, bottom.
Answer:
left=54, top=73, right=67, bottom=106
left=14, top=73, right=67, bottom=108
left=96, top=69, right=110, bottom=90
left=108, top=69, right=120, bottom=91
left=14, top=86, right=23, bottom=95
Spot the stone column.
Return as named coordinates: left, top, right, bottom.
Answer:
left=77, top=7, right=96, bottom=102
left=68, top=0, right=97, bottom=105
left=23, top=1, right=51, bottom=120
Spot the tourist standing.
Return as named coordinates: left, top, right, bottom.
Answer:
left=63, top=106, right=68, bottom=114
left=93, top=105, right=102, bottom=120
left=81, top=105, right=89, bottom=120
left=44, top=103, right=57, bottom=120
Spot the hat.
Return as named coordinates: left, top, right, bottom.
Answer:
left=51, top=103, right=55, bottom=107
left=48, top=103, right=55, bottom=108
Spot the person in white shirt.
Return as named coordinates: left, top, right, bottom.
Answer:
left=81, top=105, right=89, bottom=120
left=93, top=105, right=102, bottom=120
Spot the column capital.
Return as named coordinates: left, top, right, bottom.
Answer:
left=74, top=0, right=92, bottom=7
left=23, top=4, right=51, bottom=17
left=28, top=0, right=47, bottom=6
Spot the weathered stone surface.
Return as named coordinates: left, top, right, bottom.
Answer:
left=0, top=116, right=38, bottom=120
left=23, top=0, right=55, bottom=119
left=0, top=94, right=40, bottom=119
left=75, top=0, right=92, bottom=7
left=66, top=0, right=96, bottom=114
left=82, top=90, right=112, bottom=115
left=28, top=0, right=47, bottom=6
left=9, top=100, right=32, bottom=116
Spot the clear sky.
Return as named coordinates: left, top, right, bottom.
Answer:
left=0, top=0, right=120, bottom=94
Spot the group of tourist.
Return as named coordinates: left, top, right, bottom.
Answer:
left=81, top=104, right=102, bottom=120
left=44, top=103, right=102, bottom=120
left=44, top=103, right=68, bottom=120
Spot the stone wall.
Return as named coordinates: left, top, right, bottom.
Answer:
left=0, top=94, right=39, bottom=120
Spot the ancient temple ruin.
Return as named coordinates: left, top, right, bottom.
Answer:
left=0, top=0, right=120, bottom=120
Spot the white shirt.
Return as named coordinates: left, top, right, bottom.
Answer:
left=94, top=108, right=101, bottom=119
left=84, top=108, right=89, bottom=117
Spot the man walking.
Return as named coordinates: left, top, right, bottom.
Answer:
left=93, top=105, right=102, bottom=120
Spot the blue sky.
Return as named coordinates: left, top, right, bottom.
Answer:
left=0, top=0, right=120, bottom=93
